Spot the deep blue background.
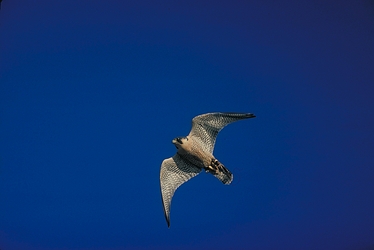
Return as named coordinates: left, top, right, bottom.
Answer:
left=1, top=1, right=374, bottom=249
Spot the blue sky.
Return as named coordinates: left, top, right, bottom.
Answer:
left=1, top=1, right=374, bottom=249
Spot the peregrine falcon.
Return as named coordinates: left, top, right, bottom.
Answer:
left=160, top=112, right=256, bottom=227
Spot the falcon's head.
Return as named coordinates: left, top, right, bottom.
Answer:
left=172, top=137, right=188, bottom=149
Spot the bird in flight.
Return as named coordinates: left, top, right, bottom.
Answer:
left=160, top=112, right=256, bottom=227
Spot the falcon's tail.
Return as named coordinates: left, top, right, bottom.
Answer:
left=206, top=159, right=233, bottom=185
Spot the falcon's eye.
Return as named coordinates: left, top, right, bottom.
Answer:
left=177, top=138, right=182, bottom=144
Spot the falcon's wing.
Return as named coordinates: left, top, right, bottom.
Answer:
left=188, top=112, right=256, bottom=153
left=160, top=154, right=201, bottom=228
